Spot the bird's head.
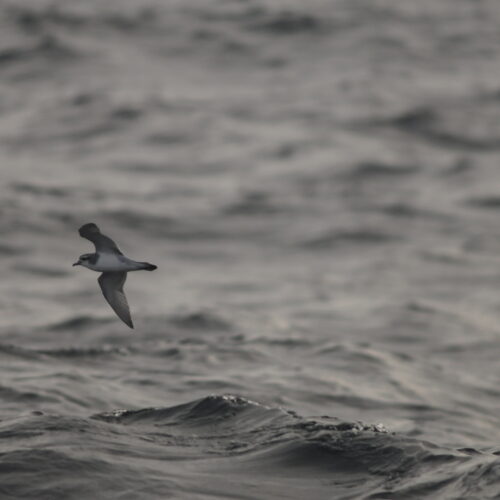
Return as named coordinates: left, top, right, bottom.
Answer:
left=73, top=253, right=93, bottom=268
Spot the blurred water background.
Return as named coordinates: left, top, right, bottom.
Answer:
left=2, top=0, right=500, bottom=498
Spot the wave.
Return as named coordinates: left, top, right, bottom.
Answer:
left=93, top=395, right=396, bottom=467
left=465, top=195, right=500, bottom=211
left=14, top=264, right=69, bottom=277
left=12, top=182, right=68, bottom=198
left=222, top=191, right=286, bottom=216
left=7, top=4, right=160, bottom=35
left=0, top=446, right=176, bottom=500
left=92, top=394, right=493, bottom=494
left=37, top=345, right=130, bottom=359
left=0, top=34, right=80, bottom=71
left=94, top=209, right=229, bottom=242
left=0, top=384, right=57, bottom=404
left=378, top=202, right=450, bottom=220
left=301, top=228, right=401, bottom=250
left=246, top=9, right=328, bottom=35
left=0, top=243, right=23, bottom=256
left=0, top=343, right=41, bottom=361
left=48, top=315, right=115, bottom=332
left=94, top=395, right=283, bottom=428
left=191, top=3, right=329, bottom=36
left=0, top=395, right=495, bottom=499
left=1, top=339, right=128, bottom=362
left=168, top=310, right=232, bottom=332
left=362, top=105, right=500, bottom=152
left=342, top=162, right=420, bottom=179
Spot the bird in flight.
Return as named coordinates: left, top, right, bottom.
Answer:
left=73, top=223, right=157, bottom=328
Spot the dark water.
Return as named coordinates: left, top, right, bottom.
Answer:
left=2, top=0, right=500, bottom=498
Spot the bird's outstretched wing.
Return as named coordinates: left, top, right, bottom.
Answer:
left=98, top=272, right=134, bottom=328
left=78, top=223, right=123, bottom=255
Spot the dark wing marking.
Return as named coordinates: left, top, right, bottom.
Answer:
left=78, top=223, right=123, bottom=255
left=98, top=272, right=134, bottom=328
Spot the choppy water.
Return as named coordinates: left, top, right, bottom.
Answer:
left=2, top=0, right=500, bottom=498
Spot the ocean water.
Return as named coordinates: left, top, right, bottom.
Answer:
left=2, top=0, right=500, bottom=498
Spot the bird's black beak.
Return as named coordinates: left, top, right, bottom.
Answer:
left=72, top=261, right=80, bottom=266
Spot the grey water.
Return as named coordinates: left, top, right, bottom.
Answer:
left=2, top=0, right=500, bottom=498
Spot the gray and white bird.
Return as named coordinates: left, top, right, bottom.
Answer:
left=73, top=223, right=157, bottom=328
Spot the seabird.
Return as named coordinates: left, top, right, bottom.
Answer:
left=73, top=223, right=157, bottom=328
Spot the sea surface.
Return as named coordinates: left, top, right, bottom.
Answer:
left=1, top=0, right=500, bottom=498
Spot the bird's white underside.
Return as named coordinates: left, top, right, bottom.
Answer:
left=82, top=253, right=143, bottom=273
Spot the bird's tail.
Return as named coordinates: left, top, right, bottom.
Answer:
left=141, top=262, right=157, bottom=271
